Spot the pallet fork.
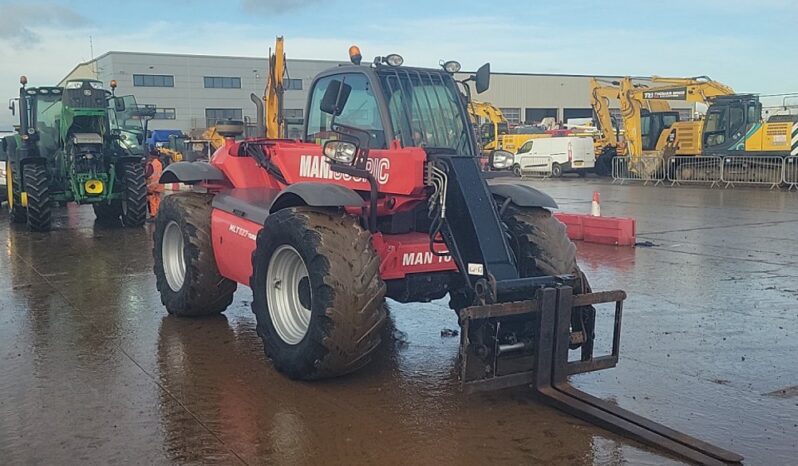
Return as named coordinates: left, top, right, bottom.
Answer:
left=460, top=285, right=743, bottom=465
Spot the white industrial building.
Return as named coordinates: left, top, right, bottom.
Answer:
left=61, top=51, right=694, bottom=135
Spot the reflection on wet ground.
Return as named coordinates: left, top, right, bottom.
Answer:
left=1, top=180, right=797, bottom=464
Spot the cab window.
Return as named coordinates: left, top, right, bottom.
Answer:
left=518, top=140, right=534, bottom=154
left=729, top=106, right=745, bottom=134
left=305, top=73, right=386, bottom=149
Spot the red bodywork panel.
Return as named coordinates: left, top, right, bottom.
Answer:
left=207, top=138, right=458, bottom=286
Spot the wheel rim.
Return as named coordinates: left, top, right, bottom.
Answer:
left=162, top=221, right=186, bottom=292
left=267, top=245, right=312, bottom=345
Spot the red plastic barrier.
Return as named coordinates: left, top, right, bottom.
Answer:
left=554, top=213, right=636, bottom=247
left=553, top=213, right=584, bottom=240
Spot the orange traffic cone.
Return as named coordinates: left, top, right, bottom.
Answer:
left=591, top=191, right=601, bottom=216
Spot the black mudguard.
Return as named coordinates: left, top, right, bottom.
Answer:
left=160, top=161, right=227, bottom=184
left=270, top=182, right=364, bottom=213
left=486, top=180, right=558, bottom=209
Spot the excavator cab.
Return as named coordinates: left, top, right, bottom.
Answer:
left=703, top=95, right=761, bottom=152
left=640, top=110, right=680, bottom=151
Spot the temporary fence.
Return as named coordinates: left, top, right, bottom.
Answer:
left=611, top=156, right=666, bottom=185
left=608, top=155, right=797, bottom=191
left=518, top=156, right=553, bottom=179
left=719, top=156, right=784, bottom=189
left=667, top=156, right=723, bottom=187
left=784, top=156, right=798, bottom=191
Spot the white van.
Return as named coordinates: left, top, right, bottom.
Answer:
left=513, top=136, right=595, bottom=177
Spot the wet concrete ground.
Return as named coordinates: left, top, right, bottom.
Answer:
left=1, top=179, right=797, bottom=465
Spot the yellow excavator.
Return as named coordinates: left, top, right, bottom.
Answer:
left=619, top=76, right=736, bottom=162
left=591, top=75, right=739, bottom=176
left=468, top=100, right=508, bottom=152
left=247, top=36, right=287, bottom=139
left=468, top=100, right=553, bottom=155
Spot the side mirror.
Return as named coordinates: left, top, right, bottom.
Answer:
left=320, top=80, right=352, bottom=116
left=475, top=63, right=490, bottom=94
left=8, top=100, right=15, bottom=116
left=489, top=150, right=513, bottom=169
left=113, top=97, right=126, bottom=112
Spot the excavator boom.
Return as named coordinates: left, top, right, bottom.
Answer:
left=264, top=36, right=285, bottom=139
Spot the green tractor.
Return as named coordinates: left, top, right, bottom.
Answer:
left=3, top=76, right=151, bottom=231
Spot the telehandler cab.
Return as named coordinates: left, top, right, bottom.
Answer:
left=153, top=49, right=741, bottom=465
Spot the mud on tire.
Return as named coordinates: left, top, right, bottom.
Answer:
left=153, top=192, right=236, bottom=316
left=23, top=163, right=51, bottom=232
left=250, top=208, right=387, bottom=380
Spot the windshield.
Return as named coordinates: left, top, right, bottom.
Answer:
left=109, top=95, right=146, bottom=155
left=377, top=68, right=475, bottom=157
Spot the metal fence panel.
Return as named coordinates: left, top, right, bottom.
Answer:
left=517, top=155, right=553, bottom=179
left=612, top=156, right=666, bottom=185
left=784, top=156, right=798, bottom=191
left=720, top=156, right=784, bottom=189
left=667, top=156, right=722, bottom=187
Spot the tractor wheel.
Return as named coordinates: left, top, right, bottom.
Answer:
left=8, top=163, right=26, bottom=223
left=250, top=208, right=387, bottom=380
left=502, top=204, right=594, bottom=350
left=153, top=192, right=237, bottom=316
left=93, top=201, right=122, bottom=224
left=23, top=163, right=51, bottom=232
left=120, top=161, right=147, bottom=227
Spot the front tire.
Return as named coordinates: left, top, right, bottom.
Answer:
left=250, top=208, right=387, bottom=380
left=512, top=164, right=522, bottom=177
left=120, top=161, right=147, bottom=227
left=153, top=192, right=236, bottom=316
left=502, top=205, right=594, bottom=350
left=23, top=163, right=51, bottom=232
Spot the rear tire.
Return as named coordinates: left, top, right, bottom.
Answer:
left=551, top=163, right=563, bottom=178
left=250, top=208, right=387, bottom=380
left=23, top=163, right=51, bottom=232
left=120, top=161, right=147, bottom=227
left=153, top=192, right=236, bottom=316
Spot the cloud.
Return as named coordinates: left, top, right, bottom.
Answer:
left=0, top=2, right=90, bottom=45
left=240, top=0, right=322, bottom=15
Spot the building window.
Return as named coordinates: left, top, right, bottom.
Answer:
left=153, top=108, right=176, bottom=120
left=204, top=76, right=241, bottom=89
left=133, top=74, right=174, bottom=87
left=500, top=107, right=521, bottom=125
left=205, top=108, right=242, bottom=127
left=285, top=78, right=303, bottom=90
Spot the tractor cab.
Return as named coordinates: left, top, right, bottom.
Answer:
left=12, top=81, right=65, bottom=158
left=106, top=91, right=152, bottom=156
left=702, top=94, right=761, bottom=151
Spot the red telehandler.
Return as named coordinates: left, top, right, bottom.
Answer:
left=153, top=48, right=741, bottom=465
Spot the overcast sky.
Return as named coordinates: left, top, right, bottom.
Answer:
left=1, top=0, right=796, bottom=129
